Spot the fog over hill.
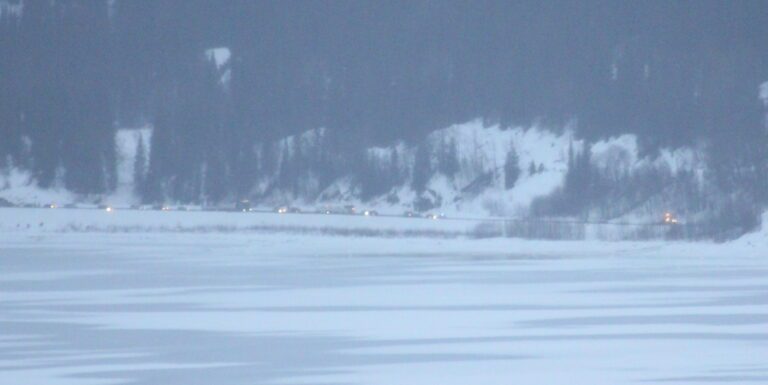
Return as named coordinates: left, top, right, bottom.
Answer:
left=1, top=0, right=767, bottom=236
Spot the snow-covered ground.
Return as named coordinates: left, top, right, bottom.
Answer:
left=264, top=120, right=705, bottom=218
left=0, top=208, right=480, bottom=237
left=1, top=119, right=704, bottom=219
left=2, top=206, right=768, bottom=249
left=0, top=169, right=76, bottom=206
left=0, top=215, right=766, bottom=385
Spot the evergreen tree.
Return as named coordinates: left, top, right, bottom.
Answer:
left=290, top=136, right=305, bottom=196
left=359, top=156, right=385, bottom=201
left=144, top=94, right=176, bottom=203
left=133, top=134, right=147, bottom=197
left=562, top=142, right=595, bottom=214
left=411, top=141, right=432, bottom=192
left=438, top=138, right=460, bottom=179
left=389, top=148, right=402, bottom=185
left=0, top=10, right=22, bottom=167
left=504, top=145, right=520, bottom=189
left=19, top=0, right=61, bottom=187
left=13, top=0, right=117, bottom=193
left=564, top=140, right=576, bottom=190
left=276, top=143, right=292, bottom=191
left=202, top=147, right=228, bottom=204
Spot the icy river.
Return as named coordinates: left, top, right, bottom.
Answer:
left=1, top=233, right=767, bottom=385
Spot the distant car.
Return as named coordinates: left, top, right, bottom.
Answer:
left=403, top=211, right=416, bottom=218
left=153, top=204, right=171, bottom=211
left=42, top=203, right=57, bottom=209
left=274, top=206, right=302, bottom=214
left=424, top=213, right=445, bottom=220
left=363, top=210, right=379, bottom=216
left=235, top=200, right=252, bottom=212
left=318, top=205, right=343, bottom=215
left=98, top=204, right=113, bottom=212
left=662, top=212, right=679, bottom=225
left=0, top=198, right=15, bottom=207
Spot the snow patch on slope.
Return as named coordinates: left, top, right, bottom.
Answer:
left=110, top=127, right=152, bottom=205
left=205, top=47, right=231, bottom=86
left=415, top=120, right=574, bottom=216
left=0, top=0, right=22, bottom=18
left=205, top=47, right=231, bottom=69
left=590, top=135, right=638, bottom=174
left=590, top=134, right=702, bottom=176
left=0, top=168, right=74, bottom=206
left=760, top=81, right=768, bottom=106
left=1, top=127, right=153, bottom=207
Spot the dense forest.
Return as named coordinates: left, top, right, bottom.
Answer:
left=1, top=0, right=767, bottom=232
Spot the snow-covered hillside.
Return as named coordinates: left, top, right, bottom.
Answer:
left=253, top=120, right=704, bottom=218
left=1, top=120, right=706, bottom=220
left=0, top=127, right=152, bottom=207
left=0, top=168, right=74, bottom=205
left=259, top=121, right=576, bottom=216
left=401, top=121, right=574, bottom=216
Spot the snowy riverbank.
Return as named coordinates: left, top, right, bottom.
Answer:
left=1, top=207, right=767, bottom=257
left=0, top=207, right=479, bottom=237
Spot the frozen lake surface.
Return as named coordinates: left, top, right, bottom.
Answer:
left=1, top=233, right=767, bottom=384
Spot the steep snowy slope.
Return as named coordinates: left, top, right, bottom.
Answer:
left=409, top=121, right=575, bottom=216
left=256, top=120, right=577, bottom=216
left=256, top=120, right=703, bottom=217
